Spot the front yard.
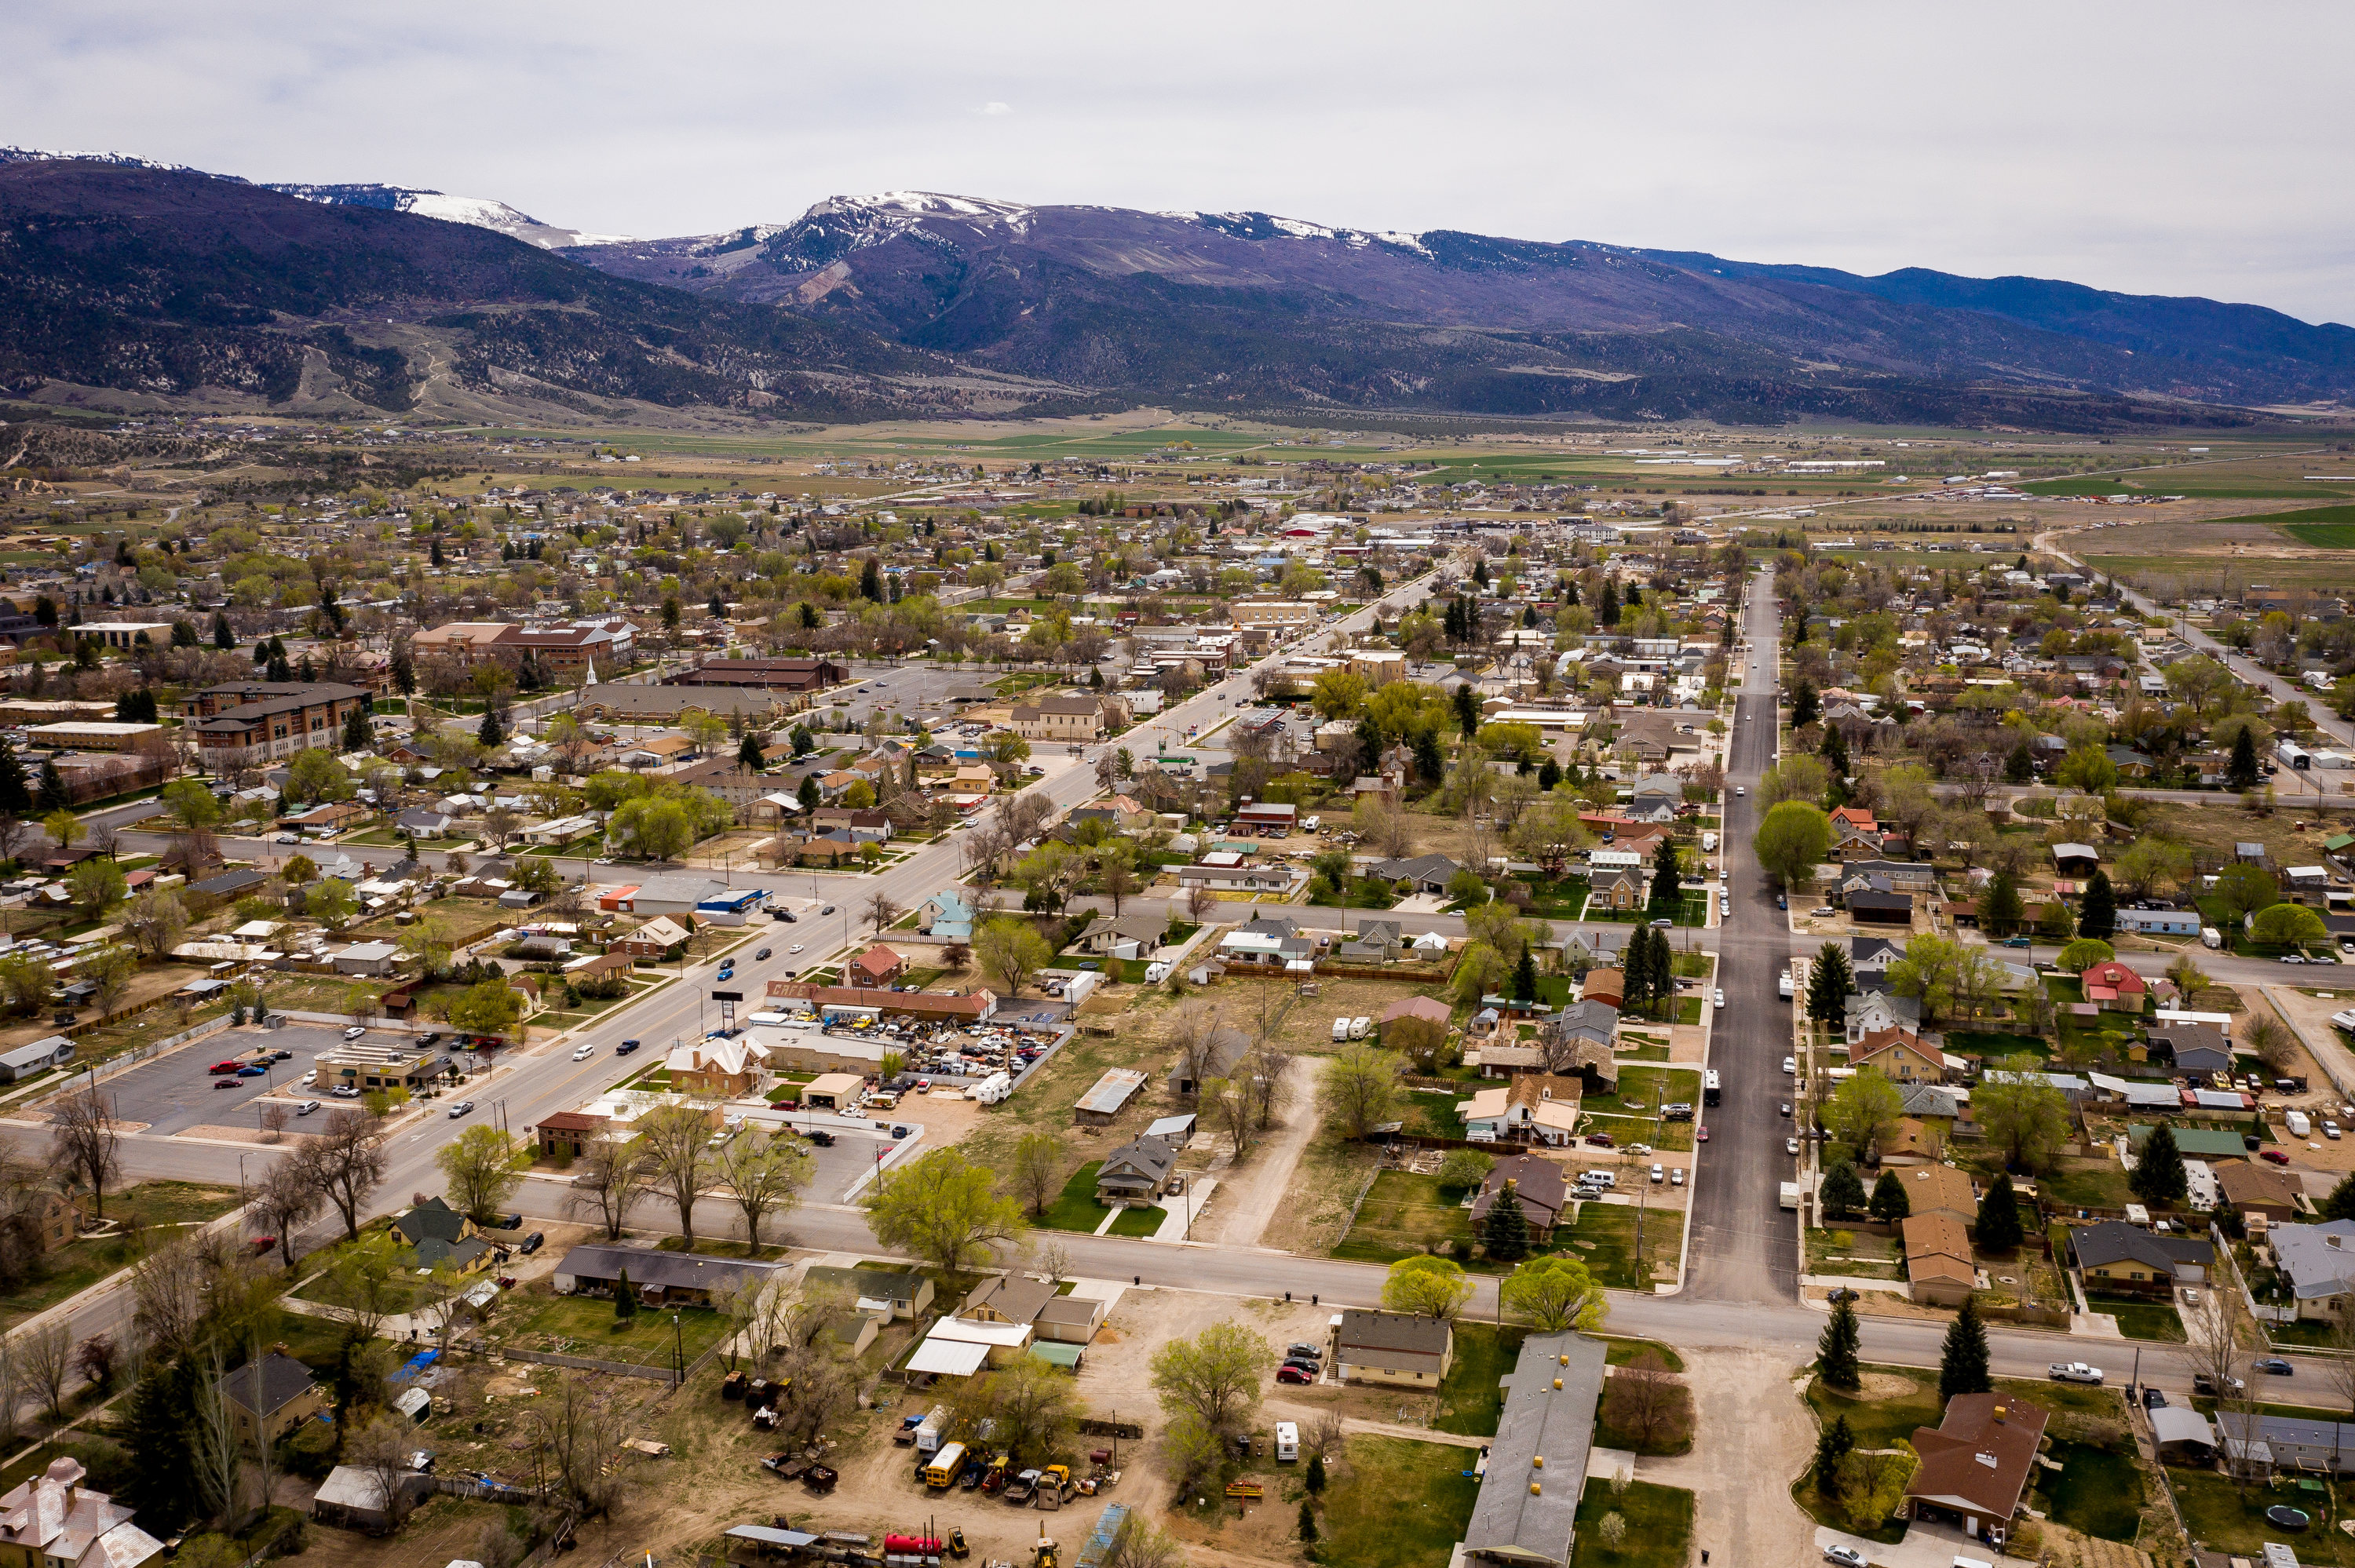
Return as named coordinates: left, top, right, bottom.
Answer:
left=1320, top=1435, right=1483, bottom=1568
left=0, top=1181, right=243, bottom=1333
left=1570, top=1478, right=1694, bottom=1568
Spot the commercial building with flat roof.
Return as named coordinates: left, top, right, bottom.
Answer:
left=1460, top=1332, right=1607, bottom=1567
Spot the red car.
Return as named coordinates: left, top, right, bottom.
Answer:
left=2262, top=1149, right=2293, bottom=1165
left=207, top=1060, right=242, bottom=1074
left=1276, top=1366, right=1314, bottom=1385
left=1696, top=1126, right=1709, bottom=1142
left=247, top=1235, right=276, bottom=1256
left=1584, top=1133, right=1615, bottom=1148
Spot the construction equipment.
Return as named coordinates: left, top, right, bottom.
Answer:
left=981, top=1453, right=1010, bottom=1493
left=1032, top=1534, right=1059, bottom=1568
left=1224, top=1478, right=1264, bottom=1501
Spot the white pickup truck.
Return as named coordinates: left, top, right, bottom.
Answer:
left=2048, top=1362, right=2105, bottom=1385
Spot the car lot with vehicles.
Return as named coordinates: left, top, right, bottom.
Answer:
left=93, top=1023, right=426, bottom=1138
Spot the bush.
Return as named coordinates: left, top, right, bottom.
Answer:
left=1449, top=1238, right=1473, bottom=1264
left=1829, top=1230, right=1855, bottom=1249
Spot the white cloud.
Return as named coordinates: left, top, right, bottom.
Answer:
left=977, top=101, right=1012, bottom=117
left=1, top=0, right=2350, bottom=323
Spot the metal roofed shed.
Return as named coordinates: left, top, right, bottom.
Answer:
left=1461, top=1331, right=1608, bottom=1566
left=904, top=1337, right=991, bottom=1379
left=1075, top=1067, right=1150, bottom=1125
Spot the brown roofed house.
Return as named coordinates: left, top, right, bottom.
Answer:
left=2217, top=1160, right=2306, bottom=1223
left=1901, top=1212, right=1977, bottom=1307
left=1334, top=1308, right=1455, bottom=1388
left=1467, top=1154, right=1571, bottom=1239
left=1903, top=1393, right=2050, bottom=1548
left=1579, top=968, right=1626, bottom=1008
left=1902, top=1163, right=1979, bottom=1223
left=847, top=944, right=906, bottom=988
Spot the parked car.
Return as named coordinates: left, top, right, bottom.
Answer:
left=1648, top=1163, right=1665, bottom=1184
left=2257, top=1357, right=2295, bottom=1376
left=1670, top=1168, right=1685, bottom=1187
left=2047, top=1362, right=2105, bottom=1384
left=207, top=1060, right=242, bottom=1074
left=330, top=1085, right=360, bottom=1098
left=2142, top=1387, right=2167, bottom=1409
left=447, top=1100, right=476, bottom=1118
left=1584, top=1132, right=1616, bottom=1147
left=1786, top=1137, right=1800, bottom=1155
left=1783, top=1056, right=1797, bottom=1074
left=2263, top=1149, right=2293, bottom=1165
left=1823, top=1547, right=1870, bottom=1568
left=342, top=1025, right=367, bottom=1041
left=236, top=1064, right=268, bottom=1077
left=1712, top=989, right=1725, bottom=1008
left=1779, top=1102, right=1792, bottom=1118
left=520, top=1232, right=546, bottom=1255
left=2001, top=935, right=2032, bottom=949
left=295, top=1099, right=320, bottom=1115
left=2282, top=954, right=2309, bottom=965
left=1285, top=1344, right=1322, bottom=1361
left=418, top=1032, right=442, bottom=1046
left=213, top=1078, right=244, bottom=1091
left=1696, top=1125, right=1708, bottom=1142
left=1276, top=1366, right=1314, bottom=1385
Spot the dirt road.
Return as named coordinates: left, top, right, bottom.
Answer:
left=1193, top=1057, right=1320, bottom=1248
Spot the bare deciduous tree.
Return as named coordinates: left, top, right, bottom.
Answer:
left=566, top=1133, right=652, bottom=1241
left=252, top=1157, right=323, bottom=1270
left=344, top=1413, right=421, bottom=1528
left=20, top=1322, right=71, bottom=1422
left=2180, top=1289, right=2258, bottom=1495
left=715, top=1130, right=812, bottom=1253
left=49, top=1087, right=121, bottom=1220
left=1246, top=1044, right=1295, bottom=1132
left=301, top=1109, right=388, bottom=1240
left=131, top=1231, right=211, bottom=1359
left=258, top=1101, right=291, bottom=1143
left=1167, top=1001, right=1228, bottom=1098
left=637, top=1106, right=718, bottom=1252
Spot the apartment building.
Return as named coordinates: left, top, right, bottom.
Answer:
left=184, top=682, right=372, bottom=766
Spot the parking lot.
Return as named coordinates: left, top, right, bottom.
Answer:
left=91, top=1023, right=429, bottom=1138
left=747, top=1106, right=917, bottom=1202
left=829, top=662, right=999, bottom=730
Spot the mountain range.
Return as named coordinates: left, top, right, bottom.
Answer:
left=4, top=147, right=2350, bottom=430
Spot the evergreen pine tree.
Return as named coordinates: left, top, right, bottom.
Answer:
left=797, top=774, right=822, bottom=810
left=0, top=738, right=30, bottom=816
left=1512, top=946, right=1538, bottom=1004
left=1984, top=870, right=2025, bottom=936
left=430, top=537, right=445, bottom=567
left=1305, top=1453, right=1327, bottom=1494
left=1537, top=757, right=1561, bottom=792
left=2130, top=1122, right=2189, bottom=1209
left=2006, top=738, right=2034, bottom=783
left=1813, top=1413, right=1855, bottom=1497
left=1938, top=1297, right=1993, bottom=1399
left=709, top=592, right=727, bottom=618
left=1807, top=943, right=1855, bottom=1026
left=1599, top=579, right=1620, bottom=626
left=1623, top=928, right=1654, bottom=1016
left=1414, top=730, right=1445, bottom=782
left=35, top=760, right=68, bottom=814
left=479, top=708, right=504, bottom=749
left=739, top=732, right=766, bottom=771
left=860, top=557, right=884, bottom=602
left=1976, top=1172, right=2025, bottom=1253
left=1298, top=1501, right=1319, bottom=1544
left=2229, top=726, right=2260, bottom=789
left=119, top=1355, right=205, bottom=1532
left=1650, top=842, right=1682, bottom=911
left=615, top=1267, right=637, bottom=1319
left=170, top=618, right=198, bottom=648
left=2080, top=869, right=2117, bottom=942
left=1816, top=1299, right=1862, bottom=1392
left=1791, top=681, right=1820, bottom=729
left=1482, top=1180, right=1532, bottom=1261
left=342, top=704, right=371, bottom=751
left=1820, top=1160, right=1868, bottom=1219
left=211, top=610, right=235, bottom=651
left=1868, top=1169, right=1911, bottom=1223
left=1819, top=722, right=1849, bottom=775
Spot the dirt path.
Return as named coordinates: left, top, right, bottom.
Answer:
left=1196, top=1056, right=1320, bottom=1248
left=1628, top=1347, right=1816, bottom=1568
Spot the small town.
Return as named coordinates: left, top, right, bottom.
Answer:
left=5, top=11, right=2355, bottom=1568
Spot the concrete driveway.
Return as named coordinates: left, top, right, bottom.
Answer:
left=1815, top=1518, right=2034, bottom=1568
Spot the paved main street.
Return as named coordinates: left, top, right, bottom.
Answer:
left=16, top=558, right=2343, bottom=1403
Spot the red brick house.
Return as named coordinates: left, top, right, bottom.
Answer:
left=847, top=944, right=907, bottom=988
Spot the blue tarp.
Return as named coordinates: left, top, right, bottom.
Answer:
left=390, top=1348, right=440, bottom=1384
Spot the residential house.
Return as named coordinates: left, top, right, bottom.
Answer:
left=1072, top=912, right=1170, bottom=957
left=1010, top=695, right=1109, bottom=742
left=1579, top=968, right=1626, bottom=1008
left=611, top=916, right=693, bottom=958
left=959, top=1273, right=1058, bottom=1328
left=1379, top=994, right=1452, bottom=1045
left=391, top=1197, right=493, bottom=1273
left=531, top=1109, right=612, bottom=1160
left=1844, top=991, right=1923, bottom=1046
left=846, top=945, right=906, bottom=988
left=1845, top=860, right=1937, bottom=895
left=2217, top=1161, right=2306, bottom=1223
left=1846, top=888, right=1915, bottom=925
left=1849, top=1027, right=1947, bottom=1084
left=1334, top=1308, right=1455, bottom=1388
left=919, top=890, right=977, bottom=941
left=1590, top=864, right=1647, bottom=911
left=0, top=1457, right=163, bottom=1568
left=663, top=1035, right=770, bottom=1096
left=2149, top=1022, right=2233, bottom=1074
left=803, top=1264, right=934, bottom=1321
left=552, top=1242, right=787, bottom=1306
left=1466, top=1155, right=1572, bottom=1238
left=1459, top=1333, right=1608, bottom=1568
left=1094, top=1133, right=1181, bottom=1203
left=2078, top=959, right=2149, bottom=1014
left=1366, top=853, right=1462, bottom=895
left=2071, top=1220, right=2212, bottom=1293
left=1901, top=1213, right=1977, bottom=1307
left=1900, top=1393, right=2050, bottom=1548
left=1459, top=1077, right=1583, bottom=1147
left=220, top=1351, right=328, bottom=1451
left=1900, top=1164, right=1981, bottom=1224
left=2267, top=1220, right=2355, bottom=1322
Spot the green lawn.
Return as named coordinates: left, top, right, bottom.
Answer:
left=1106, top=1205, right=1163, bottom=1238
left=1948, top=1030, right=2049, bottom=1060
left=1803, top=1365, right=2124, bottom=1454
left=503, top=1293, right=728, bottom=1369
left=2086, top=1292, right=2185, bottom=1343
left=1320, top=1436, right=1482, bottom=1568
left=2040, top=1161, right=2134, bottom=1209
left=1571, top=1479, right=1693, bottom=1568
left=2037, top=1439, right=2145, bottom=1543
left=1334, top=1170, right=1474, bottom=1265
left=1562, top=1203, right=1658, bottom=1291
left=2171, top=1466, right=2355, bottom=1564
left=1035, top=1162, right=1112, bottom=1232
left=1434, top=1322, right=1528, bottom=1435
left=1, top=1181, right=244, bottom=1333
left=1600, top=1337, right=1685, bottom=1373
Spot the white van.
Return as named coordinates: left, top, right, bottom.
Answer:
left=1349, top=1016, right=1372, bottom=1040
left=1275, top=1422, right=1298, bottom=1463
left=1331, top=1016, right=1351, bottom=1042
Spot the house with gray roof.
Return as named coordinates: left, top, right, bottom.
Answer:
left=2269, top=1220, right=2355, bottom=1322
left=1459, top=1331, right=1608, bottom=1567
left=1367, top=853, right=1462, bottom=895
left=2071, top=1220, right=2212, bottom=1290
left=1094, top=1134, right=1181, bottom=1203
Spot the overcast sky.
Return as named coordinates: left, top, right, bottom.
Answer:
left=12, top=1, right=2353, bottom=324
